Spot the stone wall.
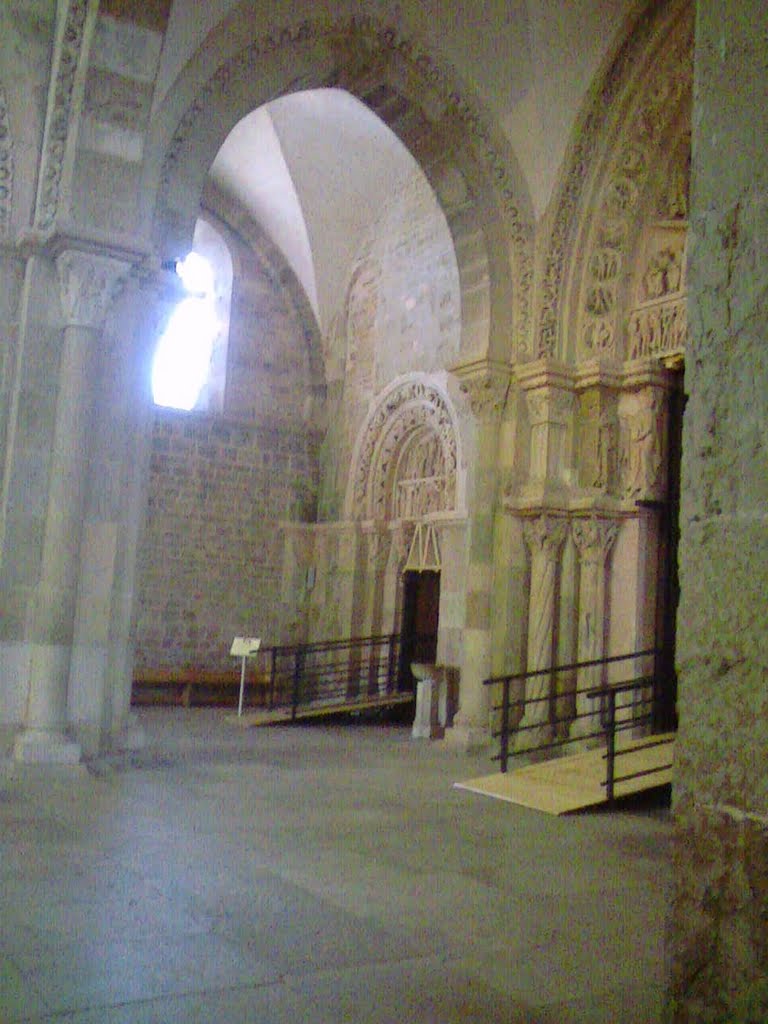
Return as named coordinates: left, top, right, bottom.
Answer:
left=133, top=409, right=319, bottom=673
left=668, top=2, right=768, bottom=1019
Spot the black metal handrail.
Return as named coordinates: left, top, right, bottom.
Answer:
left=484, top=649, right=659, bottom=773
left=485, top=648, right=675, bottom=804
left=591, top=679, right=675, bottom=804
left=248, top=634, right=404, bottom=720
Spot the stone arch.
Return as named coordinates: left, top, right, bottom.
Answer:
left=0, top=84, right=13, bottom=237
left=535, top=0, right=693, bottom=363
left=142, top=9, right=533, bottom=367
left=346, top=376, right=461, bottom=522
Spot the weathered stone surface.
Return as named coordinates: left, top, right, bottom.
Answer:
left=134, top=409, right=319, bottom=672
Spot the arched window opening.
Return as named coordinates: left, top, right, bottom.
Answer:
left=152, top=218, right=233, bottom=411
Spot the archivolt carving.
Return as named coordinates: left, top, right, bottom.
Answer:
left=576, top=24, right=692, bottom=361
left=35, top=0, right=92, bottom=230
left=536, top=0, right=693, bottom=361
left=351, top=380, right=458, bottom=521
left=157, top=14, right=532, bottom=346
left=0, top=85, right=12, bottom=235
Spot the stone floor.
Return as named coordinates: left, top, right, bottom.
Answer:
left=0, top=710, right=671, bottom=1023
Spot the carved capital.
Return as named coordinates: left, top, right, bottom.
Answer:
left=572, top=517, right=619, bottom=564
left=451, top=359, right=512, bottom=420
left=56, top=250, right=129, bottom=328
left=522, top=515, right=568, bottom=562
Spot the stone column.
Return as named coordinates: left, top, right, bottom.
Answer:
left=13, top=250, right=126, bottom=762
left=570, top=516, right=619, bottom=741
left=668, top=3, right=768, bottom=1019
left=67, top=266, right=175, bottom=754
left=448, top=360, right=510, bottom=750
left=516, top=515, right=567, bottom=750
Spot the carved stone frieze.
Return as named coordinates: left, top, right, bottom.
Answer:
left=627, top=294, right=688, bottom=360
left=56, top=250, right=129, bottom=328
left=157, top=15, right=533, bottom=345
left=35, top=0, right=95, bottom=231
left=0, top=86, right=12, bottom=236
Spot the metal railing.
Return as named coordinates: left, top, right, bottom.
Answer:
left=251, top=634, right=405, bottom=720
left=596, top=680, right=674, bottom=804
left=485, top=650, right=676, bottom=803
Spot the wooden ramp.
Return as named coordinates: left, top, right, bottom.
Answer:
left=229, top=691, right=414, bottom=727
left=454, top=733, right=675, bottom=815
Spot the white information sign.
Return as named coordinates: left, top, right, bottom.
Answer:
left=230, top=636, right=261, bottom=715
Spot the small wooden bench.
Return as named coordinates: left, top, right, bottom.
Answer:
left=131, top=668, right=271, bottom=708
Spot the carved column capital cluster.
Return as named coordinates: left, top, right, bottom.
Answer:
left=522, top=514, right=568, bottom=563
left=571, top=516, right=619, bottom=565
left=56, top=250, right=129, bottom=329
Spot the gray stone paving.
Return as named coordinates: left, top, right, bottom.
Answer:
left=0, top=710, right=670, bottom=1023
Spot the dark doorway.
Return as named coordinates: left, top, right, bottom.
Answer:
left=655, top=367, right=685, bottom=731
left=398, top=570, right=440, bottom=690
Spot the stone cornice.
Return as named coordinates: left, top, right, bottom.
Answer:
left=514, top=358, right=576, bottom=393
left=573, top=359, right=624, bottom=391
left=14, top=224, right=153, bottom=266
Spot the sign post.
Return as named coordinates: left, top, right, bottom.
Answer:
left=229, top=637, right=261, bottom=717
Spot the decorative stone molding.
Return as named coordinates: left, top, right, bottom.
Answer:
left=35, top=0, right=97, bottom=231
left=56, top=250, right=129, bottom=328
left=0, top=86, right=12, bottom=236
left=450, top=358, right=512, bottom=419
left=156, top=14, right=533, bottom=344
left=350, top=378, right=459, bottom=521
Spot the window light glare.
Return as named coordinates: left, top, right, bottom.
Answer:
left=152, top=254, right=220, bottom=410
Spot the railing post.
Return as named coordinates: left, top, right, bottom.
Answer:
left=387, top=634, right=398, bottom=693
left=500, top=679, right=511, bottom=774
left=269, top=649, right=277, bottom=709
left=292, top=649, right=303, bottom=722
left=605, top=687, right=617, bottom=805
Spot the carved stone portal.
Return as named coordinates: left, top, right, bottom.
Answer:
left=350, top=379, right=458, bottom=521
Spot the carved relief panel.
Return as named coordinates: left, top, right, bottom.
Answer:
left=618, top=387, right=668, bottom=501
left=626, top=221, right=689, bottom=362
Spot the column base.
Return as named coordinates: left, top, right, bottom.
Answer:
left=13, top=728, right=81, bottom=764
left=110, top=713, right=145, bottom=753
left=443, top=717, right=490, bottom=753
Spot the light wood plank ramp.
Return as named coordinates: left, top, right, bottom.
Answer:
left=454, top=733, right=675, bottom=815
left=229, top=691, right=415, bottom=727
